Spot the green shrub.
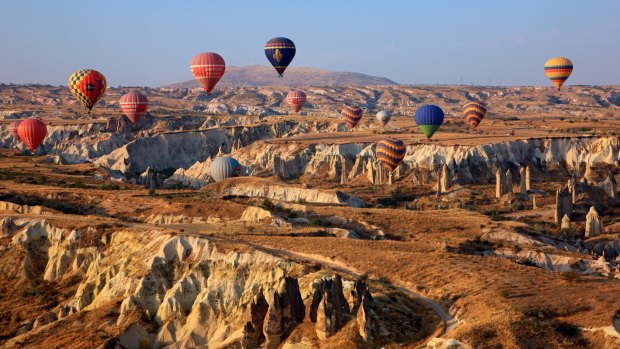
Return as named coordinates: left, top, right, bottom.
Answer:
left=500, top=289, right=511, bottom=298
left=260, top=198, right=275, bottom=210
left=148, top=188, right=157, bottom=196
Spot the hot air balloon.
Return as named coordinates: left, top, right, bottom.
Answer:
left=286, top=90, right=307, bottom=113
left=210, top=157, right=241, bottom=182
left=376, top=110, right=391, bottom=127
left=341, top=106, right=363, bottom=129
left=68, top=69, right=107, bottom=113
left=190, top=52, right=226, bottom=95
left=119, top=91, right=149, bottom=124
left=17, top=118, right=47, bottom=152
left=9, top=120, right=21, bottom=138
left=544, top=57, right=573, bottom=90
left=264, top=37, right=296, bottom=77
left=414, top=105, right=444, bottom=139
left=463, top=101, right=487, bottom=129
left=376, top=138, right=406, bottom=172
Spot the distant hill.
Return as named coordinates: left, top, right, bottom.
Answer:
left=164, top=65, right=398, bottom=88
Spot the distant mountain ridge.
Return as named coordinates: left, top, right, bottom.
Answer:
left=164, top=65, right=398, bottom=88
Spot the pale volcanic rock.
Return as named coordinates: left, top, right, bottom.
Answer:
left=211, top=177, right=365, bottom=207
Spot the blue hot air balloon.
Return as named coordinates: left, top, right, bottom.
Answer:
left=264, top=37, right=296, bottom=77
left=210, top=157, right=241, bottom=182
left=414, top=105, right=444, bottom=139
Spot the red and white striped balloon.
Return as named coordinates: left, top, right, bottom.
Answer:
left=119, top=91, right=149, bottom=124
left=286, top=89, right=307, bottom=113
left=190, top=52, right=226, bottom=95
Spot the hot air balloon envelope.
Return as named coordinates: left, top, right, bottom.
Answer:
left=17, top=118, right=47, bottom=152
left=463, top=101, right=487, bottom=129
left=286, top=90, right=307, bottom=113
left=341, top=106, right=363, bottom=129
left=376, top=111, right=391, bottom=126
left=9, top=120, right=21, bottom=138
left=544, top=57, right=573, bottom=90
left=210, top=157, right=241, bottom=182
left=190, top=52, right=226, bottom=94
left=414, top=105, right=444, bottom=139
left=120, top=91, right=149, bottom=124
left=68, top=69, right=107, bottom=112
left=376, top=138, right=406, bottom=172
left=264, top=37, right=296, bottom=77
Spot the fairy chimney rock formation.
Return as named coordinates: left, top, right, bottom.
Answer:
left=585, top=206, right=603, bottom=237
left=495, top=169, right=505, bottom=198
left=561, top=215, right=572, bottom=233
left=505, top=169, right=513, bottom=194
left=440, top=163, right=451, bottom=193
left=601, top=172, right=617, bottom=200
left=263, top=291, right=283, bottom=349
left=525, top=165, right=531, bottom=191
left=356, top=292, right=378, bottom=342
left=312, top=274, right=350, bottom=339
left=242, top=290, right=269, bottom=348
left=519, top=166, right=527, bottom=195
left=554, top=186, right=573, bottom=224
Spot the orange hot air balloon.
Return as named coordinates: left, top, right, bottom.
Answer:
left=341, top=106, right=363, bottom=129
left=17, top=118, right=47, bottom=152
left=119, top=91, right=149, bottom=124
left=544, top=57, right=573, bottom=90
left=463, top=101, right=487, bottom=129
left=68, top=69, right=107, bottom=113
left=286, top=90, right=307, bottom=113
left=190, top=52, right=226, bottom=95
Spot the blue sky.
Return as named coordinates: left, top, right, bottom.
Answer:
left=1, top=1, right=618, bottom=86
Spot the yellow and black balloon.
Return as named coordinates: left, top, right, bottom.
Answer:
left=544, top=57, right=573, bottom=90
left=463, top=101, right=487, bottom=129
left=68, top=69, right=107, bottom=113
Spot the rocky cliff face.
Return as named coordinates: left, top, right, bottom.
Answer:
left=0, top=218, right=400, bottom=348
left=165, top=136, right=620, bottom=188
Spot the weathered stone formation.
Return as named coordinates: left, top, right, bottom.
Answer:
left=376, top=161, right=385, bottom=185
left=585, top=206, right=603, bottom=237
left=365, top=159, right=375, bottom=184
left=567, top=177, right=577, bottom=204
left=532, top=195, right=537, bottom=209
left=504, top=169, right=513, bottom=194
left=525, top=165, right=531, bottom=191
left=561, top=215, right=572, bottom=234
left=554, top=186, right=573, bottom=224
left=262, top=277, right=305, bottom=349
left=340, top=156, right=348, bottom=185
left=600, top=171, right=617, bottom=200
left=138, top=166, right=162, bottom=189
left=311, top=275, right=350, bottom=340
left=495, top=169, right=505, bottom=198
left=241, top=290, right=269, bottom=349
left=519, top=166, right=527, bottom=195
left=440, top=164, right=451, bottom=193
left=263, top=291, right=283, bottom=349
left=351, top=279, right=377, bottom=342
left=387, top=171, right=394, bottom=185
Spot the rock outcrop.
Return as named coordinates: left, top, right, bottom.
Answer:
left=585, top=206, right=603, bottom=237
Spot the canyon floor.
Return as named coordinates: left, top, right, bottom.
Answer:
left=1, top=84, right=620, bottom=348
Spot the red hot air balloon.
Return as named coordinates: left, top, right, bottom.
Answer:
left=9, top=120, right=21, bottom=138
left=17, top=118, right=47, bottom=152
left=341, top=106, right=363, bottom=129
left=286, top=90, right=307, bottom=113
left=119, top=91, right=149, bottom=124
left=190, top=52, right=226, bottom=95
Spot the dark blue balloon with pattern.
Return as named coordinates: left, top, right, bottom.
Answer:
left=264, top=37, right=296, bottom=77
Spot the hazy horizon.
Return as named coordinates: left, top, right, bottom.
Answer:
left=1, top=1, right=619, bottom=87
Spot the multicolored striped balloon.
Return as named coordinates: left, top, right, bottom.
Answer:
left=190, top=52, right=226, bottom=94
left=264, top=37, right=296, bottom=77
left=68, top=69, right=107, bottom=113
left=341, top=106, right=363, bottom=129
left=286, top=89, right=307, bottom=113
left=463, top=101, right=487, bottom=129
left=544, top=57, right=573, bottom=90
left=414, top=105, right=444, bottom=139
left=17, top=118, right=47, bottom=152
left=119, top=91, right=149, bottom=124
left=376, top=110, right=391, bottom=126
left=376, top=138, right=406, bottom=172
